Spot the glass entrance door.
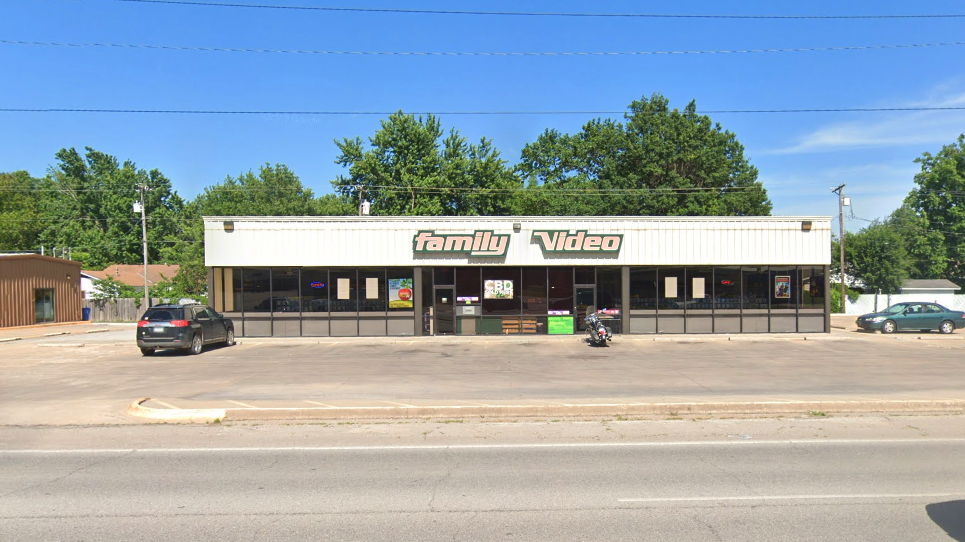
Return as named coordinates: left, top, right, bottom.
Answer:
left=434, top=287, right=454, bottom=335
left=34, top=288, right=55, bottom=324
left=575, top=286, right=595, bottom=331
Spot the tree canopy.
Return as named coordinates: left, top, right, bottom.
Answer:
left=331, top=112, right=520, bottom=216
left=514, top=93, right=772, bottom=216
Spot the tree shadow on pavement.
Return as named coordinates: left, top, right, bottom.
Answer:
left=927, top=501, right=965, bottom=541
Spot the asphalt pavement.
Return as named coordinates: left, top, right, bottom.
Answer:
left=3, top=318, right=965, bottom=424
left=2, top=429, right=963, bottom=541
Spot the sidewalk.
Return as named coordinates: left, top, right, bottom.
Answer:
left=0, top=321, right=124, bottom=342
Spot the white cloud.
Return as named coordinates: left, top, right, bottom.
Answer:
left=761, top=87, right=965, bottom=155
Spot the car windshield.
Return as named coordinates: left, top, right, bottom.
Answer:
left=882, top=304, right=908, bottom=314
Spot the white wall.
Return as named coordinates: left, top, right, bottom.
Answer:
left=204, top=216, right=832, bottom=268
left=847, top=293, right=965, bottom=315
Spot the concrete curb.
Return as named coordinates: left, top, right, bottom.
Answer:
left=37, top=343, right=86, bottom=348
left=128, top=398, right=226, bottom=423
left=0, top=337, right=22, bottom=343
left=127, top=399, right=965, bottom=423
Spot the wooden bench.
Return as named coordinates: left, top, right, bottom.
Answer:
left=502, top=316, right=539, bottom=334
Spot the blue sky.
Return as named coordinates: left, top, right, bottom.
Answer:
left=2, top=0, right=964, bottom=233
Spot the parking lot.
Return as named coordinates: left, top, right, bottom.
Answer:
left=1, top=320, right=965, bottom=425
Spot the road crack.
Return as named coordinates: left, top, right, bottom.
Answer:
left=1, top=450, right=134, bottom=499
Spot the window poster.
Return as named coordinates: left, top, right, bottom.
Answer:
left=775, top=276, right=791, bottom=299
left=692, top=277, right=705, bottom=299
left=337, top=278, right=351, bottom=300
left=664, top=276, right=678, bottom=298
left=365, top=277, right=379, bottom=300
left=484, top=279, right=514, bottom=299
left=388, top=278, right=414, bottom=308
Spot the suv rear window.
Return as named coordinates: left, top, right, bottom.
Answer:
left=142, top=308, right=184, bottom=321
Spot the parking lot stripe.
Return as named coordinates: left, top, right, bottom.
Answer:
left=153, top=400, right=180, bottom=409
left=382, top=400, right=417, bottom=407
left=304, top=400, right=336, bottom=408
left=227, top=400, right=258, bottom=408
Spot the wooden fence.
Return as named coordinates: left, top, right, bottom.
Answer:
left=82, top=298, right=162, bottom=322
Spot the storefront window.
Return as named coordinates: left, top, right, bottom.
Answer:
left=422, top=268, right=433, bottom=333
left=387, top=268, right=414, bottom=312
left=801, top=267, right=825, bottom=309
left=482, top=267, right=520, bottom=315
left=575, top=267, right=595, bottom=284
left=714, top=267, right=741, bottom=309
left=629, top=268, right=657, bottom=310
left=329, top=269, right=357, bottom=312
left=597, top=268, right=621, bottom=311
left=242, top=268, right=270, bottom=312
left=742, top=267, right=769, bottom=309
left=547, top=267, right=573, bottom=314
left=685, top=267, right=713, bottom=310
left=271, top=268, right=300, bottom=313
left=358, top=268, right=386, bottom=312
left=435, top=267, right=455, bottom=285
left=231, top=268, right=243, bottom=312
left=301, top=268, right=328, bottom=312
left=770, top=267, right=799, bottom=309
left=455, top=267, right=480, bottom=305
left=658, top=267, right=685, bottom=310
left=522, top=267, right=547, bottom=315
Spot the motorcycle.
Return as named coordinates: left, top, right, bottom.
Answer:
left=584, top=307, right=613, bottom=347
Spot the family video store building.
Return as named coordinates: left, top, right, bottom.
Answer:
left=203, top=216, right=831, bottom=337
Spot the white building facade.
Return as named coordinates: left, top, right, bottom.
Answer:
left=204, top=216, right=831, bottom=337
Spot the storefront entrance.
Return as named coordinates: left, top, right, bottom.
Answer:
left=434, top=287, right=454, bottom=335
left=575, top=285, right=595, bottom=331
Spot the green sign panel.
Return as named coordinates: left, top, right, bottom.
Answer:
left=548, top=316, right=574, bottom=335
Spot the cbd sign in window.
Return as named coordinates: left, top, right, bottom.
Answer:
left=484, top=280, right=514, bottom=299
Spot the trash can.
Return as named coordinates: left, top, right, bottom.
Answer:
left=82, top=307, right=91, bottom=321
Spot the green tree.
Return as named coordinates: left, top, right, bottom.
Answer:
left=197, top=163, right=317, bottom=216
left=515, top=93, right=771, bottom=216
left=89, top=275, right=139, bottom=302
left=846, top=221, right=910, bottom=293
left=38, top=147, right=185, bottom=269
left=0, top=171, right=45, bottom=251
left=332, top=112, right=520, bottom=216
left=903, top=134, right=965, bottom=284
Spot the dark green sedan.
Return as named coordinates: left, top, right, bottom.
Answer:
left=855, top=302, right=965, bottom=334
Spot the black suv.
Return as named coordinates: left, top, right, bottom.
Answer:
left=136, top=304, right=235, bottom=356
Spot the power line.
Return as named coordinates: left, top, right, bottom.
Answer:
left=70, top=0, right=965, bottom=20
left=5, top=38, right=965, bottom=56
left=3, top=107, right=964, bottom=116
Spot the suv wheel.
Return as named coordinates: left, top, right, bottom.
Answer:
left=140, top=348, right=155, bottom=356
left=225, top=328, right=235, bottom=346
left=189, top=333, right=203, bottom=355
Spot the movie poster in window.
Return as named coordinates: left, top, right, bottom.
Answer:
left=775, top=276, right=791, bottom=299
left=484, top=279, right=514, bottom=299
left=388, top=278, right=414, bottom=308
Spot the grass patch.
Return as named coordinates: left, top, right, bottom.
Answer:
left=809, top=411, right=828, bottom=417
left=439, top=419, right=464, bottom=424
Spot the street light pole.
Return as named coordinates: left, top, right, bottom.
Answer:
left=140, top=183, right=150, bottom=313
left=832, top=184, right=846, bottom=314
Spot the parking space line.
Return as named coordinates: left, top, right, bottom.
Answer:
left=227, top=400, right=258, bottom=408
left=153, top=400, right=180, bottom=409
left=304, top=400, right=336, bottom=408
left=382, top=400, right=417, bottom=407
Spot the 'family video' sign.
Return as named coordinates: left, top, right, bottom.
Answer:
left=532, top=230, right=623, bottom=254
left=413, top=230, right=511, bottom=257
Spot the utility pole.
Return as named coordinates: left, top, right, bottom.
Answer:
left=832, top=184, right=846, bottom=314
left=139, top=183, right=150, bottom=313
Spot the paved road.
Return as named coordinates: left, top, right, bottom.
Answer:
left=2, top=434, right=963, bottom=541
left=3, top=330, right=965, bottom=424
